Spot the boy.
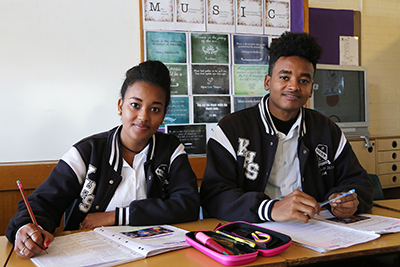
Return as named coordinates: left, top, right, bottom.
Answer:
left=200, top=32, right=373, bottom=223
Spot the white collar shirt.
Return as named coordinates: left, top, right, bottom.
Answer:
left=106, top=145, right=148, bottom=212
left=264, top=102, right=303, bottom=200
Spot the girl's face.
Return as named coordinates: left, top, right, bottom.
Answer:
left=118, top=81, right=166, bottom=149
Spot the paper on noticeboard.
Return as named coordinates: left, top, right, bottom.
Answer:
left=340, top=36, right=359, bottom=66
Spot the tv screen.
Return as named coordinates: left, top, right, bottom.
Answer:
left=310, top=64, right=369, bottom=137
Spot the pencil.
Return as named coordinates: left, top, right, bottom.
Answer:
left=16, top=180, right=49, bottom=253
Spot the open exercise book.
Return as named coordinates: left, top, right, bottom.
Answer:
left=257, top=210, right=400, bottom=253
left=31, top=225, right=189, bottom=267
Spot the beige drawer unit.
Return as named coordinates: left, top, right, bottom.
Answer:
left=348, top=138, right=376, bottom=174
left=376, top=137, right=400, bottom=189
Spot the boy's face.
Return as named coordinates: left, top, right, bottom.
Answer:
left=265, top=56, right=314, bottom=121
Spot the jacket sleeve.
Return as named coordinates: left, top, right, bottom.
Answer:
left=124, top=144, right=200, bottom=225
left=200, top=137, right=269, bottom=223
left=5, top=159, right=83, bottom=244
left=326, top=135, right=374, bottom=214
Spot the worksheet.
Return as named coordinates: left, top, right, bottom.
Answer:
left=257, top=219, right=380, bottom=253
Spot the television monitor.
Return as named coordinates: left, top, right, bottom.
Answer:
left=309, top=64, right=369, bottom=137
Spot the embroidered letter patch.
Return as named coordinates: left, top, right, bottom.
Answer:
left=237, top=138, right=259, bottom=180
left=79, top=164, right=97, bottom=213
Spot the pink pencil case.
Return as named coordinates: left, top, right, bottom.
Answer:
left=185, top=221, right=292, bottom=266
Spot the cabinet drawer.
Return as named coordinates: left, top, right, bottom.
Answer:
left=379, top=173, right=400, bottom=189
left=376, top=138, right=400, bottom=151
left=377, top=150, right=400, bottom=163
left=377, top=162, right=399, bottom=175
left=349, top=140, right=375, bottom=174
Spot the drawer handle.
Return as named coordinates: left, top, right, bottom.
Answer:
left=392, top=164, right=397, bottom=172
left=393, top=152, right=397, bottom=160
left=393, top=176, right=397, bottom=183
left=393, top=141, right=398, bottom=148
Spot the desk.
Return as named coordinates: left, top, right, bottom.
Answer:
left=279, top=199, right=400, bottom=266
left=1, top=200, right=400, bottom=267
left=0, top=218, right=286, bottom=267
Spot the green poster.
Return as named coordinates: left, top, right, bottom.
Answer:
left=166, top=64, right=188, bottom=95
left=191, top=33, right=229, bottom=64
left=146, top=31, right=187, bottom=63
left=233, top=65, right=269, bottom=95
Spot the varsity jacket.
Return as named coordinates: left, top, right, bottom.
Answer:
left=200, top=95, right=374, bottom=222
left=6, top=126, right=200, bottom=244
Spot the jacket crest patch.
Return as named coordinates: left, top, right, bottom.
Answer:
left=315, top=144, right=333, bottom=176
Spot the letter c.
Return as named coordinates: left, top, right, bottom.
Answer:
left=268, top=9, right=275, bottom=19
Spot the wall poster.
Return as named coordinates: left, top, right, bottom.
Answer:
left=142, top=0, right=299, bottom=154
left=166, top=124, right=207, bottom=154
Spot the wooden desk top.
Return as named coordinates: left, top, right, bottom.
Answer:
left=1, top=218, right=286, bottom=267
left=2, top=200, right=400, bottom=267
left=279, top=199, right=400, bottom=266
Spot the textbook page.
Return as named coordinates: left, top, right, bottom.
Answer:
left=31, top=231, right=143, bottom=267
left=315, top=210, right=400, bottom=234
left=94, top=225, right=190, bottom=257
left=257, top=220, right=380, bottom=253
left=31, top=225, right=189, bottom=267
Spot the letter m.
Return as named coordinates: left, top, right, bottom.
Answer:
left=150, top=2, right=161, bottom=11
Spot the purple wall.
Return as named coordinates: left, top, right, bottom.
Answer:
left=309, top=8, right=354, bottom=64
left=291, top=0, right=304, bottom=33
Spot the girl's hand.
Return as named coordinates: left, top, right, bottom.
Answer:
left=15, top=223, right=53, bottom=258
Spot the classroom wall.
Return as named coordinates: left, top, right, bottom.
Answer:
left=309, top=0, right=400, bottom=136
left=0, top=0, right=142, bottom=163
left=2, top=0, right=398, bottom=164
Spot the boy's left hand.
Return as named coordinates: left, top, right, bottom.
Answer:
left=329, top=191, right=359, bottom=218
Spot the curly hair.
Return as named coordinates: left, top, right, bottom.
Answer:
left=267, top=31, right=322, bottom=76
left=120, top=60, right=171, bottom=110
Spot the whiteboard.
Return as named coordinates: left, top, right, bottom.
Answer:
left=0, top=0, right=141, bottom=162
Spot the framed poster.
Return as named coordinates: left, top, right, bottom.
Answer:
left=233, top=65, right=269, bottom=95
left=191, top=33, right=230, bottom=64
left=145, top=31, right=187, bottom=63
left=193, top=95, right=231, bottom=123
left=164, top=96, right=190, bottom=124
left=234, top=95, right=263, bottom=111
left=233, top=35, right=269, bottom=65
left=265, top=0, right=291, bottom=35
left=166, top=64, right=189, bottom=95
left=192, top=64, right=230, bottom=94
left=166, top=124, right=207, bottom=154
left=236, top=0, right=263, bottom=34
left=142, top=0, right=175, bottom=30
left=206, top=0, right=235, bottom=33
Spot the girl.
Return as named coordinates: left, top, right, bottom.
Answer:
left=7, top=60, right=200, bottom=258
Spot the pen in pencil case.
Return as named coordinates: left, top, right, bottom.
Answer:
left=319, top=189, right=355, bottom=207
left=16, top=180, right=49, bottom=253
left=215, top=230, right=256, bottom=248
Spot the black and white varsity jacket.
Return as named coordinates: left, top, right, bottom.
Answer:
left=200, top=95, right=373, bottom=223
left=6, top=126, right=200, bottom=243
